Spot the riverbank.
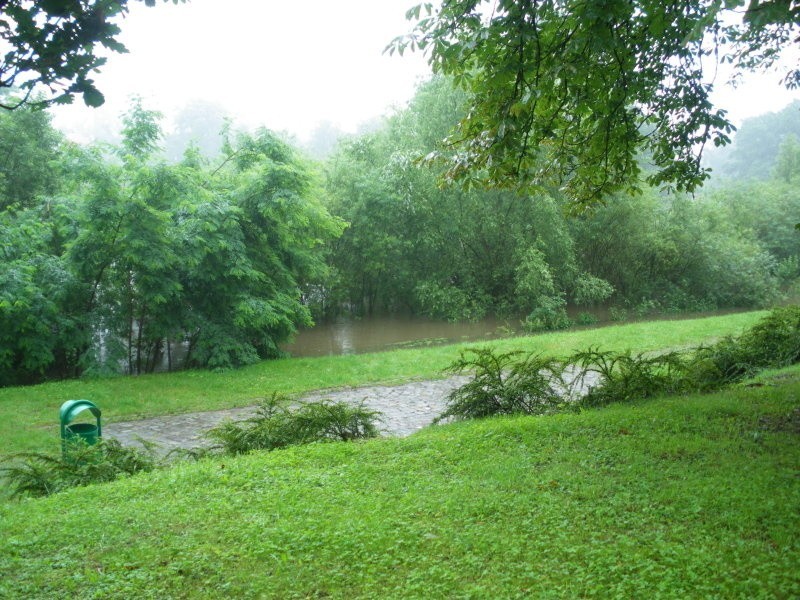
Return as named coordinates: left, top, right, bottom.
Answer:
left=0, top=311, right=764, bottom=459
left=2, top=364, right=798, bottom=597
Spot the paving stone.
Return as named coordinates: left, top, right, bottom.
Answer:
left=104, top=376, right=470, bottom=454
left=104, top=369, right=599, bottom=455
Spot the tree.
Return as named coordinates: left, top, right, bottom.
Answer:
left=392, top=0, right=800, bottom=208
left=67, top=103, right=345, bottom=374
left=0, top=0, right=183, bottom=110
left=706, top=100, right=800, bottom=180
left=0, top=92, right=63, bottom=209
left=325, top=77, right=602, bottom=322
left=774, top=133, right=800, bottom=183
left=163, top=99, right=229, bottom=162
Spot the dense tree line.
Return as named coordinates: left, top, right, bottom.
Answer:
left=319, top=78, right=798, bottom=324
left=1, top=78, right=798, bottom=386
left=0, top=96, right=342, bottom=385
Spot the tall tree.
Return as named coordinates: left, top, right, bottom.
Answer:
left=392, top=0, right=800, bottom=208
left=706, top=100, right=800, bottom=180
left=0, top=92, right=62, bottom=209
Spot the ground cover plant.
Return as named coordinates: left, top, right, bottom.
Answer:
left=0, top=311, right=764, bottom=461
left=206, top=395, right=380, bottom=456
left=438, top=307, right=800, bottom=421
left=0, top=366, right=798, bottom=597
left=0, top=438, right=159, bottom=499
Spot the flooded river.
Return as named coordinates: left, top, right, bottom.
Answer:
left=283, top=315, right=518, bottom=357
left=282, top=307, right=750, bottom=358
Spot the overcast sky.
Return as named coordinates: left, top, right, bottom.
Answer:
left=49, top=0, right=800, bottom=144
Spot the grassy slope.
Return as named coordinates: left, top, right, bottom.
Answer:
left=0, top=311, right=764, bottom=458
left=1, top=366, right=798, bottom=598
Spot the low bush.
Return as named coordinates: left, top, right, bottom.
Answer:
left=206, top=393, right=381, bottom=455
left=435, top=348, right=570, bottom=422
left=521, top=296, right=573, bottom=332
left=571, top=348, right=693, bottom=407
left=440, top=306, right=800, bottom=420
left=1, top=438, right=159, bottom=499
left=575, top=311, right=599, bottom=326
left=608, top=306, right=629, bottom=322
left=736, top=305, right=800, bottom=367
left=691, top=305, right=800, bottom=388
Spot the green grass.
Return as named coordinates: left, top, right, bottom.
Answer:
left=0, top=311, right=764, bottom=459
left=1, top=364, right=797, bottom=598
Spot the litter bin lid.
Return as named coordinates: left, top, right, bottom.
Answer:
left=59, top=399, right=101, bottom=427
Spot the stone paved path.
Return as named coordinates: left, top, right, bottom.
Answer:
left=104, top=376, right=470, bottom=454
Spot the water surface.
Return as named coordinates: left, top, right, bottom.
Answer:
left=283, top=315, right=517, bottom=358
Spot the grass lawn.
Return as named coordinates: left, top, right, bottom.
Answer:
left=1, top=363, right=797, bottom=598
left=0, top=311, right=764, bottom=459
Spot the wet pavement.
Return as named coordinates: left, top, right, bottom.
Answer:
left=104, top=376, right=470, bottom=454
left=104, top=367, right=600, bottom=455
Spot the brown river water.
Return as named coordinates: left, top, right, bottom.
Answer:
left=282, top=315, right=517, bottom=357
left=281, top=307, right=750, bottom=359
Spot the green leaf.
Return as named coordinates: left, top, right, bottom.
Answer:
left=82, top=87, right=105, bottom=108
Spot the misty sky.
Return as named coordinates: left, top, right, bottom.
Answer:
left=49, top=0, right=800, bottom=144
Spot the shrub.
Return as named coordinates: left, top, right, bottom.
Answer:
left=576, top=312, right=599, bottom=326
left=207, top=393, right=381, bottom=455
left=737, top=305, right=800, bottom=368
left=2, top=438, right=159, bottom=499
left=691, top=306, right=800, bottom=386
left=438, top=306, right=800, bottom=423
left=608, top=306, right=628, bottom=322
left=572, top=273, right=614, bottom=306
left=522, top=295, right=573, bottom=332
left=571, top=348, right=694, bottom=407
left=414, top=280, right=490, bottom=322
left=436, top=348, right=570, bottom=422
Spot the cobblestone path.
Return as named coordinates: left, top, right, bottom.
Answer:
left=103, top=376, right=470, bottom=454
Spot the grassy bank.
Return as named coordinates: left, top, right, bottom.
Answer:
left=0, top=311, right=764, bottom=458
left=1, top=364, right=798, bottom=598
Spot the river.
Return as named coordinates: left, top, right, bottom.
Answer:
left=282, top=315, right=518, bottom=357
left=282, top=307, right=750, bottom=358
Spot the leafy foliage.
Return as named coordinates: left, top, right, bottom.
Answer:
left=697, top=305, right=800, bottom=384
left=436, top=348, right=568, bottom=422
left=0, top=207, right=87, bottom=386
left=707, top=101, right=800, bottom=181
left=324, top=78, right=790, bottom=325
left=569, top=191, right=782, bottom=313
left=572, top=348, right=694, bottom=407
left=325, top=78, right=607, bottom=322
left=392, top=0, right=798, bottom=206
left=0, top=96, right=62, bottom=209
left=206, top=394, right=381, bottom=455
left=0, top=0, right=184, bottom=109
left=440, top=307, right=800, bottom=420
left=1, top=438, right=159, bottom=498
left=0, top=98, right=344, bottom=383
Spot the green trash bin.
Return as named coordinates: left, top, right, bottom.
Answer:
left=60, top=399, right=102, bottom=457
